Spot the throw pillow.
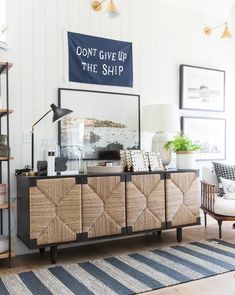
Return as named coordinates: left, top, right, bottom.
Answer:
left=220, top=177, right=235, bottom=200
left=212, top=162, right=235, bottom=196
left=201, top=166, right=219, bottom=193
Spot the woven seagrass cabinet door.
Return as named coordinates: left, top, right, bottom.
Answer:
left=126, top=174, right=165, bottom=232
left=82, top=176, right=125, bottom=238
left=29, top=178, right=82, bottom=246
left=166, top=172, right=200, bottom=227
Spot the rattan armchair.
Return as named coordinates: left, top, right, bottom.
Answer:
left=201, top=181, right=235, bottom=239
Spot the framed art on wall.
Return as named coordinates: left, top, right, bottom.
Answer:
left=180, top=65, right=225, bottom=112
left=58, top=88, right=140, bottom=160
left=181, top=116, right=226, bottom=161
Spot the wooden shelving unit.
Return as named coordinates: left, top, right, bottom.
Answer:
left=0, top=203, right=10, bottom=210
left=0, top=62, right=13, bottom=267
left=0, top=63, right=13, bottom=75
left=0, top=110, right=13, bottom=119
left=0, top=157, right=14, bottom=161
left=0, top=251, right=15, bottom=260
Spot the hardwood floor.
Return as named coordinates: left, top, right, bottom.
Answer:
left=1, top=219, right=235, bottom=294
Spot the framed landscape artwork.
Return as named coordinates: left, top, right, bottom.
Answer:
left=180, top=65, right=225, bottom=112
left=181, top=116, right=226, bottom=161
left=58, top=88, right=140, bottom=160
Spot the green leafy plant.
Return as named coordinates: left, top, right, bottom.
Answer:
left=164, top=133, right=201, bottom=152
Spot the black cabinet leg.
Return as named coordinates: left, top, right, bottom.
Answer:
left=177, top=227, right=182, bottom=242
left=50, top=246, right=58, bottom=264
left=218, top=220, right=223, bottom=239
left=157, top=230, right=162, bottom=237
left=39, top=247, right=45, bottom=254
left=204, top=212, right=207, bottom=228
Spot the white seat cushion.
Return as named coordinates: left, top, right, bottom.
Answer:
left=214, top=195, right=235, bottom=216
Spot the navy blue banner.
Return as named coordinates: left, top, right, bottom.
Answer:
left=68, top=32, right=133, bottom=87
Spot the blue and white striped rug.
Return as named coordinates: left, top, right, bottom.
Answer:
left=1, top=239, right=235, bottom=294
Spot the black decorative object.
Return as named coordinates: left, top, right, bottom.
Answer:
left=15, top=165, right=31, bottom=176
left=37, top=161, right=47, bottom=176
left=55, top=157, right=67, bottom=172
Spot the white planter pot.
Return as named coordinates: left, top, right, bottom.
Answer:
left=176, top=151, right=196, bottom=169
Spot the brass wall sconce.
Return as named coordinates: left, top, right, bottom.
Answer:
left=91, top=0, right=120, bottom=18
left=204, top=22, right=232, bottom=39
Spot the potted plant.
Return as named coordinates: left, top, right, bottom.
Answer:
left=164, top=133, right=201, bottom=169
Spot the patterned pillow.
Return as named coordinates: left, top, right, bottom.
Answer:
left=212, top=162, right=235, bottom=196
left=220, top=177, right=235, bottom=200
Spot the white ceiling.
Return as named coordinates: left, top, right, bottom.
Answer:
left=159, top=0, right=235, bottom=20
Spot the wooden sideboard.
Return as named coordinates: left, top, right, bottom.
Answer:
left=17, top=170, right=200, bottom=263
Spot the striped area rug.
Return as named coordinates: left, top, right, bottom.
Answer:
left=1, top=239, right=235, bottom=294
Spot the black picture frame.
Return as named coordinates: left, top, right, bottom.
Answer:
left=179, top=64, right=225, bottom=112
left=58, top=88, right=140, bottom=161
left=181, top=116, right=226, bottom=161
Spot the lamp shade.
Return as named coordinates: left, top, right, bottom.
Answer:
left=220, top=24, right=232, bottom=38
left=142, top=104, right=180, bottom=133
left=105, top=0, right=120, bottom=18
left=50, top=103, right=73, bottom=123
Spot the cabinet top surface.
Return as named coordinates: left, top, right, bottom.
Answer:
left=16, top=169, right=199, bottom=180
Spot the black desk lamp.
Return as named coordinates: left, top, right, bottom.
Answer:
left=31, top=103, right=73, bottom=170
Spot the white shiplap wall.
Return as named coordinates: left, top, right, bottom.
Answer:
left=5, top=0, right=235, bottom=254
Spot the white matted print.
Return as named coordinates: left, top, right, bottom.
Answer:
left=148, top=152, right=164, bottom=171
left=182, top=116, right=226, bottom=161
left=180, top=65, right=225, bottom=112
left=131, top=150, right=149, bottom=172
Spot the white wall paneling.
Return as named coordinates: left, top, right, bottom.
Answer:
left=5, top=0, right=235, bottom=254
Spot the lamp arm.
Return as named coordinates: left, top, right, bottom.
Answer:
left=208, top=22, right=227, bottom=32
left=32, top=109, right=52, bottom=129
left=93, top=0, right=106, bottom=9
left=98, top=0, right=106, bottom=5
left=31, top=109, right=52, bottom=170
